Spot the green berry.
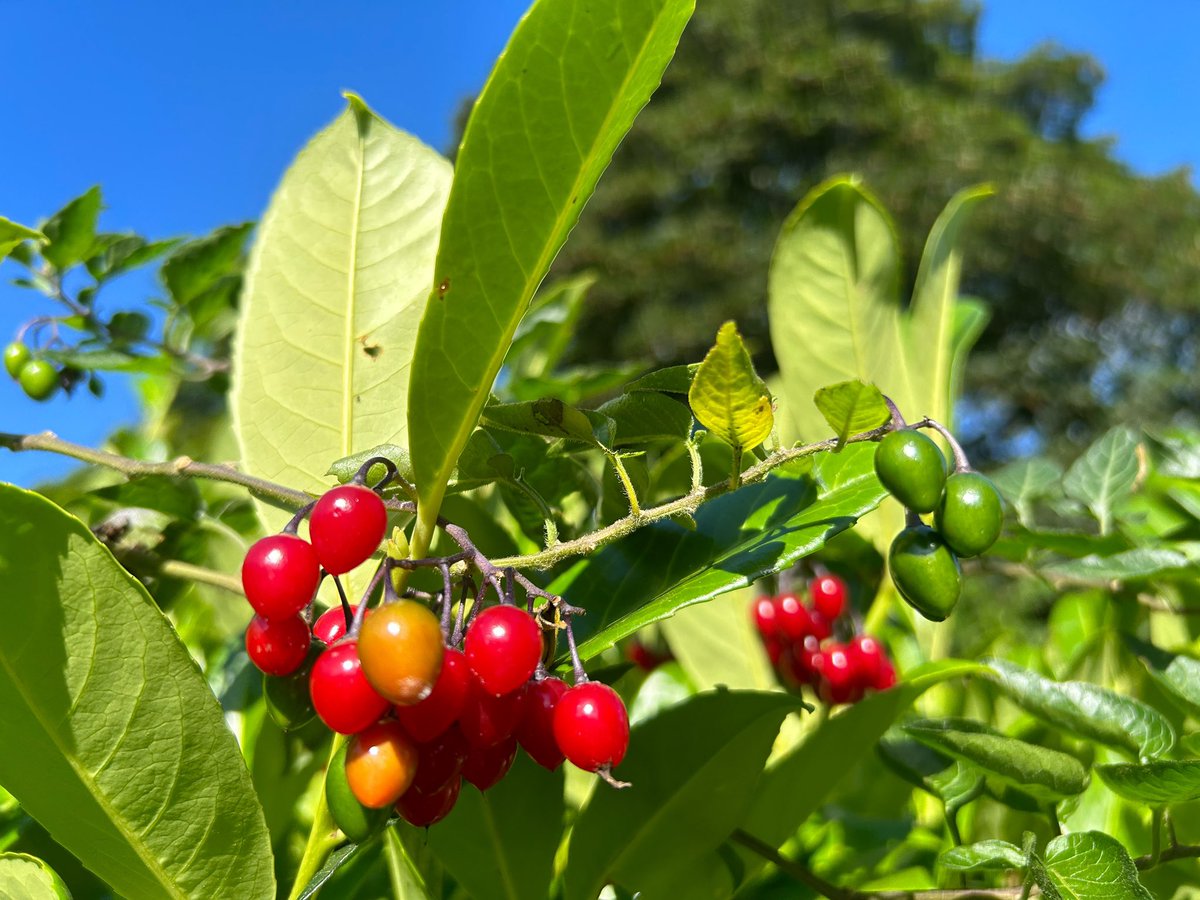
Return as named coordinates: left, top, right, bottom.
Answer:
left=936, top=472, right=1003, bottom=557
left=874, top=430, right=946, bottom=513
left=18, top=359, right=58, bottom=401
left=325, top=740, right=390, bottom=842
left=4, top=342, right=30, bottom=379
left=263, top=642, right=323, bottom=731
left=889, top=525, right=961, bottom=622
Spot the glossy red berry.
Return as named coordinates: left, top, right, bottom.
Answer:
left=553, top=682, right=629, bottom=772
left=309, top=484, right=387, bottom=575
left=762, top=635, right=785, bottom=667
left=465, top=605, right=543, bottom=696
left=461, top=737, right=517, bottom=791
left=813, top=643, right=862, bottom=706
left=873, top=659, right=898, bottom=691
left=397, top=775, right=461, bottom=827
left=782, top=635, right=821, bottom=687
left=242, top=533, right=320, bottom=619
left=408, top=726, right=469, bottom=796
left=808, top=608, right=833, bottom=641
left=309, top=640, right=390, bottom=734
left=517, top=677, right=568, bottom=770
left=751, top=596, right=780, bottom=639
left=313, top=604, right=361, bottom=644
left=358, top=600, right=444, bottom=706
left=246, top=614, right=311, bottom=676
left=810, top=574, right=848, bottom=621
left=459, top=675, right=527, bottom=748
left=397, top=649, right=471, bottom=742
left=847, top=635, right=886, bottom=688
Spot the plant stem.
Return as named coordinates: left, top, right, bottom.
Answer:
left=157, top=559, right=244, bottom=595
left=287, top=738, right=345, bottom=900
left=1135, top=842, right=1200, bottom=870
left=0, top=430, right=312, bottom=510
left=608, top=453, right=642, bottom=517
left=1150, top=807, right=1164, bottom=867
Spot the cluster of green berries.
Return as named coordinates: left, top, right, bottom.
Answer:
left=4, top=342, right=59, bottom=401
left=239, top=481, right=629, bottom=836
left=752, top=574, right=896, bottom=705
left=874, top=429, right=1003, bottom=621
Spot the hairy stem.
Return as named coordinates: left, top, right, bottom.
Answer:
left=157, top=559, right=244, bottom=595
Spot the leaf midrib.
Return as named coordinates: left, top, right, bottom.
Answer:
left=341, top=119, right=369, bottom=457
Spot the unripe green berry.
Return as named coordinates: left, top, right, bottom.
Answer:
left=325, top=740, right=390, bottom=843
left=4, top=342, right=30, bottom=379
left=936, top=472, right=1003, bottom=557
left=889, top=525, right=961, bottom=622
left=874, top=430, right=947, bottom=513
left=18, top=359, right=58, bottom=401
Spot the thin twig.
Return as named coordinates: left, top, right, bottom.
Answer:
left=157, top=559, right=243, bottom=595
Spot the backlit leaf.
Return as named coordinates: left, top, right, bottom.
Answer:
left=688, top=321, right=773, bottom=450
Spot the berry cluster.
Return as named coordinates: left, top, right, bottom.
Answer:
left=5, top=342, right=61, bottom=401
left=237, top=459, right=630, bottom=837
left=874, top=425, right=1002, bottom=622
left=751, top=573, right=896, bottom=705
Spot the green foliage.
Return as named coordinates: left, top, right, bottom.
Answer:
left=0, top=853, right=72, bottom=899
left=0, top=217, right=46, bottom=261
left=813, top=380, right=890, bottom=449
left=687, top=321, right=774, bottom=451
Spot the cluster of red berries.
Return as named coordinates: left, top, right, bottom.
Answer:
left=239, top=477, right=630, bottom=834
left=751, top=573, right=896, bottom=705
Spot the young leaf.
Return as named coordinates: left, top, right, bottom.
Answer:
left=1096, top=760, right=1200, bottom=804
left=939, top=840, right=1025, bottom=873
left=904, top=720, right=1090, bottom=802
left=1041, top=832, right=1153, bottom=899
left=1062, top=426, right=1141, bottom=534
left=564, top=691, right=798, bottom=900
left=0, top=216, right=46, bottom=262
left=0, top=485, right=274, bottom=899
left=161, top=224, right=252, bottom=306
left=597, top=392, right=693, bottom=447
left=482, top=399, right=614, bottom=448
left=626, top=363, right=700, bottom=394
left=984, top=658, right=1175, bottom=760
left=688, top=321, right=773, bottom=450
left=425, top=755, right=563, bottom=900
left=992, top=457, right=1064, bottom=525
left=40, top=186, right=102, bottom=270
left=812, top=379, right=889, bottom=448
left=555, top=444, right=887, bottom=662
left=233, top=95, right=451, bottom=528
left=407, top=0, right=696, bottom=551
left=0, top=853, right=72, bottom=899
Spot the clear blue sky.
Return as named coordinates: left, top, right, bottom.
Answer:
left=2, top=1, right=1197, bottom=487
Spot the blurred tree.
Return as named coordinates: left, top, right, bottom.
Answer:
left=546, top=0, right=1200, bottom=461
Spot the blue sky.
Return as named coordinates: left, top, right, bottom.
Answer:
left=1, top=1, right=1197, bottom=487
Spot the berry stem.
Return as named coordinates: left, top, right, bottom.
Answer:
left=912, top=417, right=971, bottom=473
left=562, top=612, right=587, bottom=684
left=439, top=563, right=454, bottom=641
left=286, top=737, right=347, bottom=900
left=332, top=574, right=353, bottom=633
left=283, top=500, right=317, bottom=535
left=883, top=396, right=907, bottom=431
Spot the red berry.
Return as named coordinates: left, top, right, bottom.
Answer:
left=776, top=593, right=815, bottom=641
left=242, top=533, right=320, bottom=619
left=517, top=677, right=568, bottom=770
left=625, top=640, right=665, bottom=672
left=246, top=614, right=311, bottom=676
left=782, top=635, right=821, bottom=687
left=848, top=635, right=885, bottom=688
left=309, top=484, right=387, bottom=575
left=397, top=775, right=461, bottom=827
left=553, top=682, right=629, bottom=772
left=808, top=608, right=833, bottom=641
left=313, top=604, right=361, bottom=644
left=309, top=640, right=390, bottom=734
left=813, top=643, right=862, bottom=705
left=873, top=659, right=897, bottom=691
left=461, top=737, right=517, bottom=791
left=751, top=596, right=780, bottom=639
left=397, top=649, right=471, bottom=742
left=762, top=635, right=785, bottom=667
left=358, top=600, right=444, bottom=706
left=465, top=605, right=543, bottom=696
left=459, top=674, right=527, bottom=748
left=409, top=726, right=470, bottom=796
left=810, top=574, right=848, bottom=621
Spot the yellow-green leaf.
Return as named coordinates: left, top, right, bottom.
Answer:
left=0, top=216, right=46, bottom=262
left=813, top=379, right=890, bottom=448
left=688, top=321, right=773, bottom=450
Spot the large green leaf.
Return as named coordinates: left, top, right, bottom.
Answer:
left=0, top=853, right=71, bottom=899
left=904, top=720, right=1089, bottom=802
left=406, top=0, right=696, bottom=554
left=553, top=444, right=887, bottom=662
left=662, top=587, right=777, bottom=692
left=232, top=95, right=451, bottom=525
left=0, top=216, right=46, bottom=262
left=1041, top=832, right=1153, bottom=899
left=425, top=755, right=563, bottom=900
left=0, top=485, right=274, bottom=899
left=1096, top=760, right=1200, bottom=805
left=985, top=659, right=1175, bottom=760
left=564, top=691, right=797, bottom=900
left=1062, top=427, right=1141, bottom=535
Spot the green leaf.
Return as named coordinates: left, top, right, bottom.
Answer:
left=93, top=475, right=203, bottom=520
left=687, top=321, right=773, bottom=450
left=482, top=398, right=613, bottom=448
left=1127, top=638, right=1200, bottom=720
left=555, top=443, right=887, bottom=662
left=425, top=754, right=563, bottom=900
left=295, top=842, right=369, bottom=900
left=597, top=392, right=693, bottom=447
left=161, top=224, right=251, bottom=306
left=40, top=186, right=102, bottom=270
left=939, top=840, right=1025, bottom=873
left=233, top=96, right=451, bottom=524
left=1041, top=548, right=1193, bottom=584
left=0, top=853, right=72, bottom=899
left=564, top=691, right=797, bottom=900
left=661, top=587, right=777, bottom=692
left=1042, top=832, right=1153, bottom=899
left=877, top=730, right=983, bottom=812
left=904, top=720, right=1089, bottom=802
left=407, top=0, right=696, bottom=545
left=1062, top=426, right=1141, bottom=534
left=947, top=298, right=990, bottom=406
left=985, top=658, right=1175, bottom=760
left=503, top=273, right=596, bottom=382
left=992, top=457, right=1064, bottom=525
left=626, top=364, right=700, bottom=394
left=812, top=379, right=889, bottom=448
left=0, top=484, right=274, bottom=899
left=0, top=216, right=47, bottom=262
left=41, top=347, right=172, bottom=375
left=1096, top=760, right=1200, bottom=804
left=735, top=662, right=984, bottom=886
left=86, top=234, right=183, bottom=281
